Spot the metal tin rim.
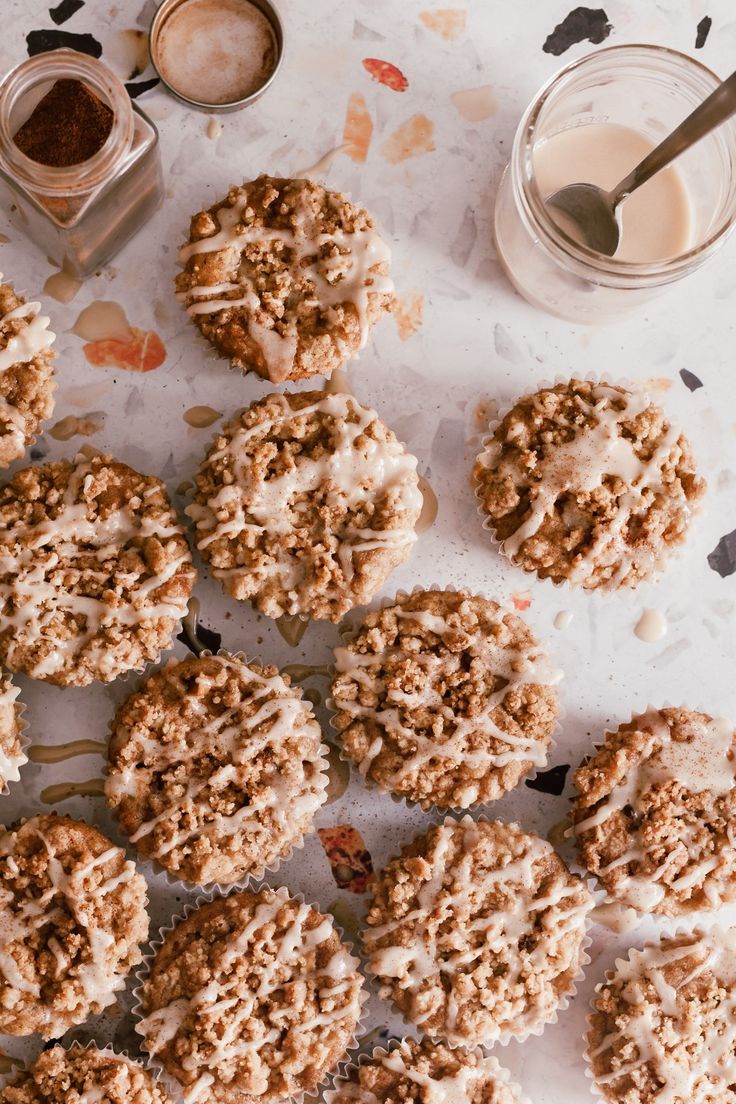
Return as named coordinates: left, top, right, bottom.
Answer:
left=148, top=0, right=284, bottom=113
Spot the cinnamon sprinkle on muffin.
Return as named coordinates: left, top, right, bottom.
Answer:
left=331, top=589, right=560, bottom=808
left=176, top=175, right=394, bottom=383
left=473, top=379, right=705, bottom=589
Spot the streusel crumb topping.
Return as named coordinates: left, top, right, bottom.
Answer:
left=0, top=1045, right=170, bottom=1104
left=187, top=390, right=421, bottom=621
left=473, top=379, right=704, bottom=589
left=0, top=276, right=56, bottom=469
left=331, top=589, right=560, bottom=808
left=176, top=175, right=394, bottom=383
left=0, top=675, right=24, bottom=789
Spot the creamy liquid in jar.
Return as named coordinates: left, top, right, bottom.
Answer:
left=533, top=123, right=693, bottom=262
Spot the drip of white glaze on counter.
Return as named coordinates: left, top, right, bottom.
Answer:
left=575, top=710, right=736, bottom=911
left=178, top=192, right=394, bottom=383
left=333, top=603, right=561, bottom=805
left=138, top=888, right=362, bottom=1104
left=105, top=654, right=325, bottom=868
left=481, top=383, right=682, bottom=586
left=364, top=818, right=591, bottom=1042
left=535, top=124, right=692, bottom=263
left=0, top=822, right=137, bottom=1011
left=589, top=930, right=736, bottom=1103
left=333, top=1042, right=506, bottom=1104
left=0, top=453, right=192, bottom=682
left=416, top=475, right=438, bottom=534
left=0, top=678, right=22, bottom=785
left=553, top=609, right=573, bottom=630
left=187, top=392, right=421, bottom=595
left=634, top=607, right=667, bottom=642
left=29, top=739, right=105, bottom=764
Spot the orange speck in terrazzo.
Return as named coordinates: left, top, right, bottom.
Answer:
left=512, top=591, right=532, bottom=611
left=451, top=84, right=497, bottom=121
left=83, top=328, right=166, bottom=372
left=343, top=92, right=373, bottom=163
left=394, top=291, right=424, bottom=340
left=362, top=58, right=408, bottom=91
left=419, top=8, right=467, bottom=39
left=381, top=114, right=435, bottom=163
left=318, top=824, right=374, bottom=893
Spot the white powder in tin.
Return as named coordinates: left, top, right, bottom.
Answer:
left=157, top=0, right=277, bottom=106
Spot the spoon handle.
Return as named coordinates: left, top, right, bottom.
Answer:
left=610, top=69, right=736, bottom=205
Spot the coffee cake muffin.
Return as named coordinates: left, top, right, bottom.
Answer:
left=326, top=1039, right=528, bottom=1104
left=187, top=391, right=422, bottom=621
left=331, top=589, right=560, bottom=808
left=0, top=1044, right=170, bottom=1104
left=137, top=886, right=364, bottom=1104
left=0, top=275, right=56, bottom=469
left=105, top=653, right=328, bottom=885
left=0, top=674, right=25, bottom=789
left=176, top=175, right=394, bottom=383
left=587, top=928, right=736, bottom=1104
left=572, top=707, right=736, bottom=916
left=363, top=817, right=593, bottom=1045
left=0, top=452, right=195, bottom=686
left=473, top=379, right=705, bottom=590
left=0, top=813, right=148, bottom=1038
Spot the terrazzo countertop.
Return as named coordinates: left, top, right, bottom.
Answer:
left=1, top=0, right=736, bottom=1099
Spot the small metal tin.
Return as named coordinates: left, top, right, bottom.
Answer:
left=148, top=0, right=284, bottom=113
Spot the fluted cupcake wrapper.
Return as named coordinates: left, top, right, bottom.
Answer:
left=104, top=648, right=331, bottom=895
left=323, top=1039, right=533, bottom=1104
left=568, top=701, right=736, bottom=923
left=327, top=582, right=565, bottom=814
left=582, top=923, right=736, bottom=1104
left=0, top=690, right=30, bottom=797
left=360, top=810, right=594, bottom=1051
left=0, top=1039, right=167, bottom=1093
left=131, top=882, right=370, bottom=1104
left=472, top=374, right=706, bottom=597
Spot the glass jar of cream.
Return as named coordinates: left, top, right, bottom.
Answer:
left=0, top=49, right=163, bottom=278
left=494, top=45, right=736, bottom=323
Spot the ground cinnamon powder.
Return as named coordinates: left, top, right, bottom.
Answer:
left=13, top=78, right=114, bottom=167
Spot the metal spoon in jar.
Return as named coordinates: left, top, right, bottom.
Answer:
left=545, top=68, right=736, bottom=256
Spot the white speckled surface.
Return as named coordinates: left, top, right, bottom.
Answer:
left=1, top=0, right=736, bottom=1099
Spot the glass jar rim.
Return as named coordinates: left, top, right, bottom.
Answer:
left=514, top=43, right=736, bottom=284
left=0, top=49, right=135, bottom=197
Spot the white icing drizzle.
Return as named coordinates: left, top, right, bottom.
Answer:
left=186, top=392, right=421, bottom=603
left=139, top=888, right=362, bottom=1103
left=0, top=455, right=192, bottom=681
left=364, top=818, right=592, bottom=1042
left=590, top=930, right=736, bottom=1104
left=106, top=654, right=325, bottom=879
left=478, top=383, right=686, bottom=586
left=0, top=278, right=56, bottom=456
left=332, top=598, right=561, bottom=804
left=179, top=191, right=394, bottom=382
left=575, top=710, right=736, bottom=912
left=0, top=677, right=22, bottom=785
left=333, top=1044, right=515, bottom=1104
left=0, top=821, right=140, bottom=1023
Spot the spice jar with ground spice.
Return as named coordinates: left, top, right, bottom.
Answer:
left=0, top=49, right=163, bottom=278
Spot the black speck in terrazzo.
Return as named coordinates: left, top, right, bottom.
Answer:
left=708, top=529, right=736, bottom=577
left=543, top=7, right=612, bottom=55
left=680, top=369, right=704, bottom=391
left=27, top=28, right=101, bottom=57
left=695, top=15, right=712, bottom=48
left=525, top=763, right=570, bottom=795
left=125, top=77, right=160, bottom=99
left=49, top=0, right=85, bottom=25
left=30, top=441, right=49, bottom=460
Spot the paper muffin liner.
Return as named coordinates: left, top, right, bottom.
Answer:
left=569, top=701, right=735, bottom=923
left=472, top=374, right=707, bottom=597
left=131, top=883, right=370, bottom=1103
left=360, top=810, right=594, bottom=1051
left=0, top=684, right=30, bottom=798
left=582, top=923, right=734, bottom=1104
left=327, top=583, right=565, bottom=814
left=324, top=1039, right=532, bottom=1104
left=0, top=1038, right=166, bottom=1093
left=104, top=649, right=331, bottom=896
